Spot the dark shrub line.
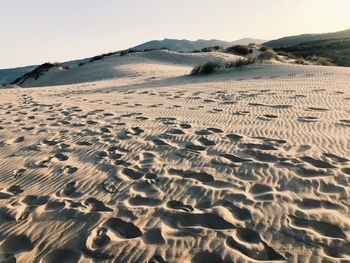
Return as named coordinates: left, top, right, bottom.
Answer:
left=226, top=45, right=252, bottom=55
left=191, top=61, right=221, bottom=75
left=190, top=59, right=256, bottom=75
left=12, top=62, right=68, bottom=85
left=201, top=46, right=223, bottom=52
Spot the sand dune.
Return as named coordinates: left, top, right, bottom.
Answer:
left=18, top=51, right=242, bottom=88
left=0, top=52, right=349, bottom=262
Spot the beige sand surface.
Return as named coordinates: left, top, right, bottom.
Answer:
left=0, top=51, right=349, bottom=262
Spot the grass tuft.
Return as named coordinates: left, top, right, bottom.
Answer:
left=190, top=61, right=221, bottom=75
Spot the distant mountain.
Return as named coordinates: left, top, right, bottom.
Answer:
left=133, top=38, right=266, bottom=52
left=231, top=38, right=267, bottom=46
left=264, top=28, right=350, bottom=48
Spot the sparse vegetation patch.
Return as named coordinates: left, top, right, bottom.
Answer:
left=190, top=61, right=221, bottom=75
left=226, top=45, right=251, bottom=55
left=201, top=46, right=223, bottom=52
left=225, top=58, right=256, bottom=68
left=191, top=58, right=256, bottom=76
left=258, top=48, right=277, bottom=60
left=11, top=62, right=68, bottom=85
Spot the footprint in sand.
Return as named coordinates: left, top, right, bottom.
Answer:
left=53, top=153, right=69, bottom=161
left=232, top=110, right=250, bottom=116
left=7, top=185, right=23, bottom=195
left=258, top=114, right=278, bottom=121
left=0, top=234, right=33, bottom=254
left=288, top=215, right=347, bottom=239
left=88, top=227, right=111, bottom=250
left=179, top=123, right=191, bottom=129
left=14, top=168, right=26, bottom=178
left=84, top=197, right=113, bottom=212
left=104, top=217, right=142, bottom=239
left=63, top=165, right=78, bottom=174
left=226, top=228, right=285, bottom=261
left=13, top=136, right=25, bottom=143
left=197, top=137, right=216, bottom=146
left=166, top=200, right=194, bottom=212
left=42, top=249, right=81, bottom=263
left=306, top=107, right=329, bottom=112
left=192, top=251, right=223, bottom=263
left=143, top=228, right=165, bottom=245
left=338, top=119, right=350, bottom=127
left=185, top=142, right=206, bottom=151
left=297, top=116, right=318, bottom=123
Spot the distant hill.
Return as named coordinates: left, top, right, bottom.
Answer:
left=133, top=38, right=266, bottom=52
left=265, top=28, right=350, bottom=48
left=275, top=37, right=350, bottom=67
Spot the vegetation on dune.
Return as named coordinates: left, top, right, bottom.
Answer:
left=79, top=51, right=119, bottom=66
left=309, top=56, right=334, bottom=66
left=119, top=49, right=141, bottom=56
left=190, top=61, right=221, bottom=75
left=89, top=52, right=118, bottom=62
left=142, top=47, right=169, bottom=52
left=257, top=48, right=277, bottom=60
left=190, top=58, right=257, bottom=75
left=293, top=57, right=306, bottom=65
left=200, top=46, right=223, bottom=52
left=264, top=28, right=350, bottom=48
left=275, top=37, right=350, bottom=66
left=79, top=48, right=144, bottom=67
left=11, top=62, right=68, bottom=85
left=226, top=45, right=252, bottom=55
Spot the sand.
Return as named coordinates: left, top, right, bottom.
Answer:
left=0, top=51, right=349, bottom=262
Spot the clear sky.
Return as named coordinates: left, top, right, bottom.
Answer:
left=0, top=0, right=349, bottom=69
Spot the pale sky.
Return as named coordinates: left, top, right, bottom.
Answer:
left=0, top=0, right=349, bottom=69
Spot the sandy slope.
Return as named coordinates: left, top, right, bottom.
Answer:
left=0, top=52, right=349, bottom=262
left=18, top=51, right=242, bottom=88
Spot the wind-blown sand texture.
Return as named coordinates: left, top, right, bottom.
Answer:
left=0, top=51, right=349, bottom=262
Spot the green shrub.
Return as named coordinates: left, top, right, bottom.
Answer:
left=120, top=49, right=140, bottom=56
left=295, top=58, right=306, bottom=65
left=226, top=45, right=250, bottom=55
left=258, top=48, right=277, bottom=60
left=90, top=52, right=118, bottom=62
left=201, top=46, right=222, bottom=52
left=309, top=56, right=334, bottom=66
left=191, top=58, right=256, bottom=76
left=277, top=51, right=296, bottom=59
left=191, top=61, right=221, bottom=75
